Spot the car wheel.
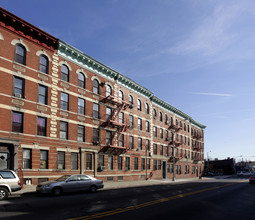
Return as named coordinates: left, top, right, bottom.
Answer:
left=52, top=187, right=62, bottom=196
left=90, top=185, right=97, bottom=193
left=0, top=187, right=9, bottom=201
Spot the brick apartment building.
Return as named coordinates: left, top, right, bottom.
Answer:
left=0, top=7, right=206, bottom=185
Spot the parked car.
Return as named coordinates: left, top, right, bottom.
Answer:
left=237, top=171, right=253, bottom=176
left=0, top=170, right=22, bottom=200
left=36, top=174, right=104, bottom=196
left=249, top=174, right=255, bottom=184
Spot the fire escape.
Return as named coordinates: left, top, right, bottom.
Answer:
left=99, top=95, right=129, bottom=155
left=168, top=123, right=183, bottom=162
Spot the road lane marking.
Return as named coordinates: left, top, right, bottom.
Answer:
left=69, top=180, right=247, bottom=220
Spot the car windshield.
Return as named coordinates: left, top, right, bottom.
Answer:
left=55, top=175, right=71, bottom=182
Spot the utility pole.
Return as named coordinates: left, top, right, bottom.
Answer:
left=172, top=132, right=175, bottom=181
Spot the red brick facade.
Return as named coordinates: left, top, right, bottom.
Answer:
left=0, top=7, right=205, bottom=185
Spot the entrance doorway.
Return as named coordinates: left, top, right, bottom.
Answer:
left=0, top=143, right=17, bottom=170
left=162, top=161, right=166, bottom=179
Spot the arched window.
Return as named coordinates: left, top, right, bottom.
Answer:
left=153, top=109, right=157, bottom=119
left=159, top=112, right=163, bottom=122
left=61, top=64, right=69, bottom=82
left=180, top=121, right=182, bottom=128
left=129, top=95, right=133, bottom=105
left=137, top=99, right=142, bottom=111
left=145, top=103, right=149, bottom=114
left=78, top=72, right=85, bottom=88
left=184, top=123, right=186, bottom=131
left=15, top=44, right=26, bottom=65
left=165, top=114, right=168, bottom=124
left=170, top=117, right=173, bottom=125
left=176, top=119, right=178, bottom=125
left=119, top=90, right=124, bottom=100
left=106, top=85, right=112, bottom=96
left=93, top=79, right=99, bottom=94
left=39, top=55, right=48, bottom=74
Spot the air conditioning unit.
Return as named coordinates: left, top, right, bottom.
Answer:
left=14, top=93, right=22, bottom=98
left=99, top=166, right=106, bottom=171
left=129, top=104, right=134, bottom=109
left=165, top=137, right=169, bottom=141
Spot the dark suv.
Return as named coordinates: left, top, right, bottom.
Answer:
left=0, top=170, right=22, bottom=200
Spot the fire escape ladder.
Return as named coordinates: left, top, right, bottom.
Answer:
left=99, top=95, right=129, bottom=155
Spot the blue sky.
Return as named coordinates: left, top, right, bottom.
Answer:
left=2, top=0, right=255, bottom=162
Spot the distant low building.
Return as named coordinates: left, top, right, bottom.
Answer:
left=204, top=158, right=235, bottom=175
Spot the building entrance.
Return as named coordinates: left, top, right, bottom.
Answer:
left=162, top=161, right=166, bottom=179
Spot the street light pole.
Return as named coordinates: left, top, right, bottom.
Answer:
left=172, top=132, right=175, bottom=181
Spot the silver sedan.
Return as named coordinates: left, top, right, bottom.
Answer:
left=36, top=174, right=104, bottom=195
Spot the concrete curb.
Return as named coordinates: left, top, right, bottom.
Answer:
left=11, top=176, right=232, bottom=197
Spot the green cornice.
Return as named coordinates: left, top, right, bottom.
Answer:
left=57, top=40, right=206, bottom=129
left=116, top=74, right=153, bottom=97
left=58, top=40, right=118, bottom=79
left=151, top=96, right=206, bottom=129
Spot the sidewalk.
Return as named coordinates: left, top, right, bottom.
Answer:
left=12, top=175, right=232, bottom=196
left=12, top=177, right=205, bottom=196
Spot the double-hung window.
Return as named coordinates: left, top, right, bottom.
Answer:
left=106, top=107, right=112, bottom=120
left=106, top=85, right=112, bottom=96
left=119, top=134, right=124, bottom=147
left=22, top=149, right=31, bottom=169
left=61, top=64, right=69, bottom=82
left=40, top=150, right=48, bottom=169
left=93, top=79, right=99, bottom=94
left=38, top=85, right=47, bottom=104
left=118, top=156, right=122, bottom=170
left=39, top=55, right=48, bottom=74
left=106, top=131, right=112, bottom=145
left=37, top=116, right=46, bottom=136
left=146, top=121, right=149, bottom=132
left=77, top=125, right=85, bottom=142
left=71, top=152, right=78, bottom=170
left=78, top=98, right=85, bottom=115
left=60, top=121, right=68, bottom=139
left=86, top=154, right=92, bottom=170
left=14, top=76, right=24, bottom=98
left=126, top=157, right=130, bottom=170
left=93, top=128, right=100, bottom=142
left=15, top=44, right=26, bottom=65
left=134, top=157, right=138, bottom=170
left=60, top=92, right=69, bottom=110
left=138, top=138, right=142, bottom=150
left=12, top=111, right=23, bottom=133
left=108, top=155, right=113, bottom=170
left=78, top=72, right=85, bottom=88
left=129, top=115, right=134, bottom=128
left=129, top=136, right=134, bottom=149
left=93, top=103, right=99, bottom=119
left=57, top=151, right=65, bottom=169
left=138, top=118, right=142, bottom=130
left=153, top=144, right=157, bottom=155
left=119, top=112, right=124, bottom=124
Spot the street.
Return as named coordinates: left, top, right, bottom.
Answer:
left=1, top=177, right=255, bottom=220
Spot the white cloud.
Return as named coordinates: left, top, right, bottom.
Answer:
left=169, top=1, right=247, bottom=56
left=191, top=92, right=232, bottom=97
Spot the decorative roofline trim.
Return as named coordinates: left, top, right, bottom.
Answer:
left=0, top=7, right=58, bottom=51
left=58, top=40, right=206, bottom=129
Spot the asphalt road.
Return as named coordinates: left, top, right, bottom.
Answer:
left=0, top=177, right=254, bottom=220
